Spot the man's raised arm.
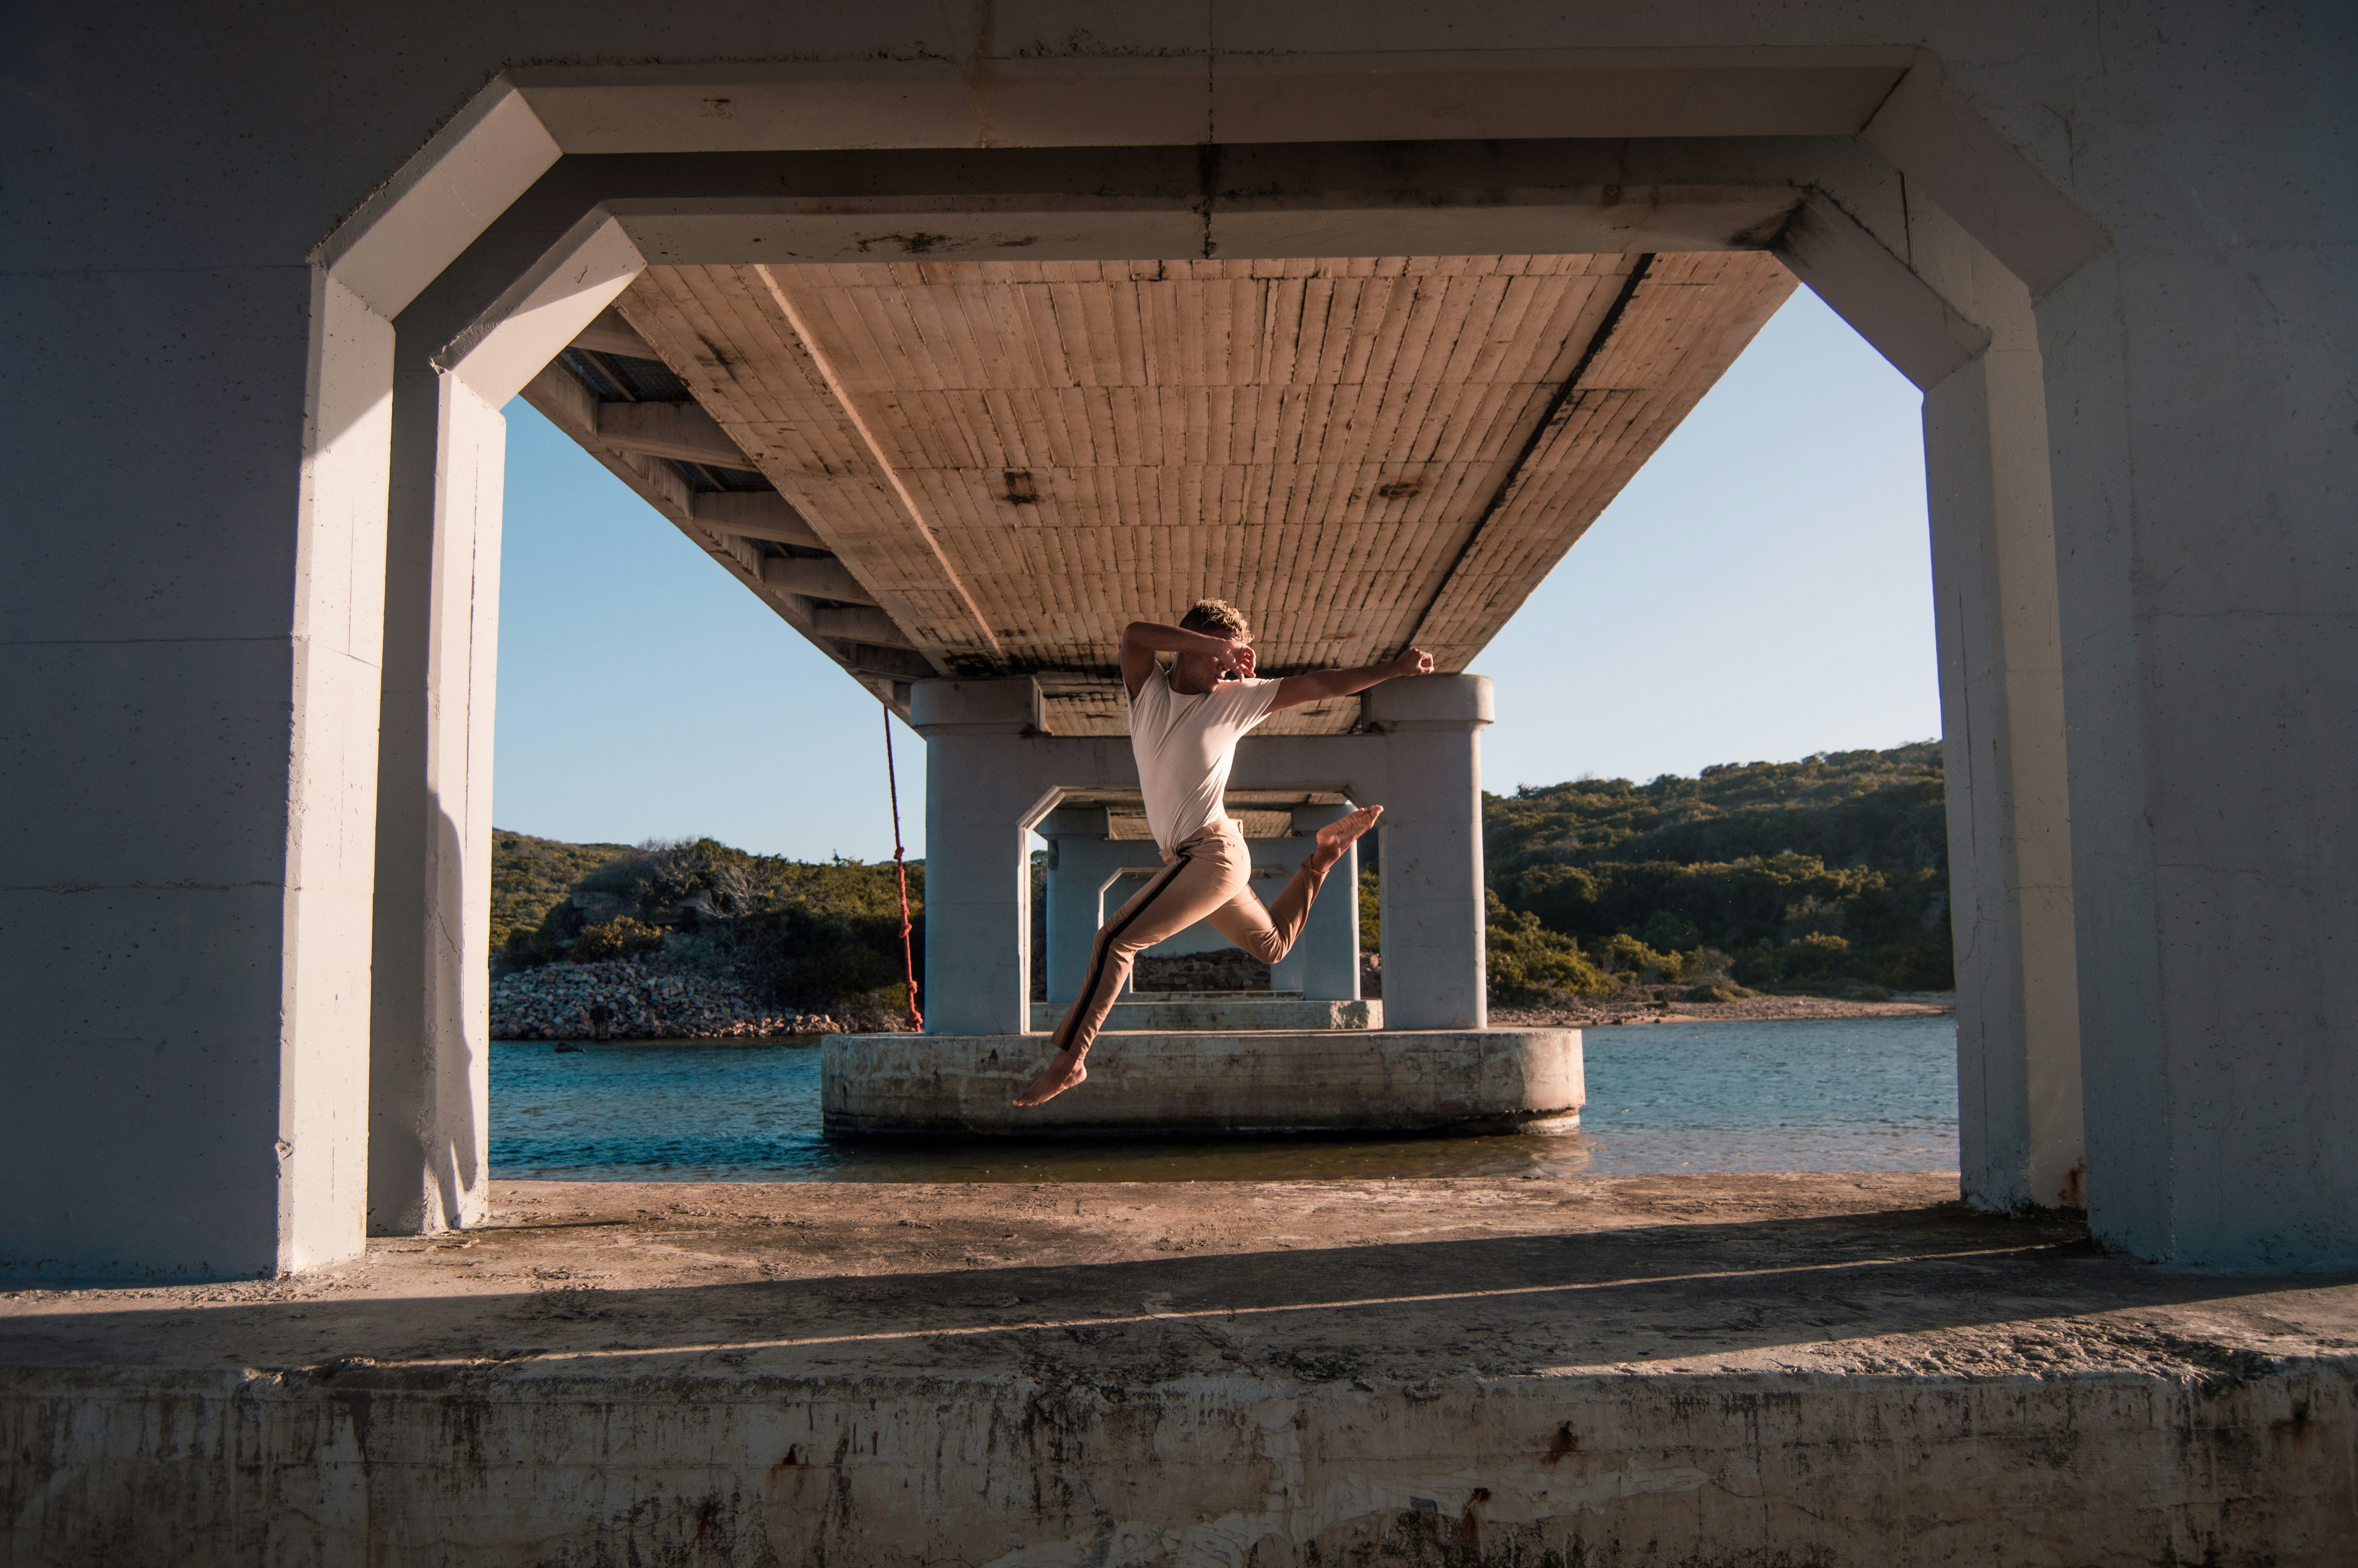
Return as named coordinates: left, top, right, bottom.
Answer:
left=1120, top=621, right=1254, bottom=698
left=1268, top=646, right=1437, bottom=711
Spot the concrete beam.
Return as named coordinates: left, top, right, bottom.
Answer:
left=839, top=645, right=939, bottom=684
left=690, top=491, right=821, bottom=547
left=570, top=308, right=656, bottom=359
left=1773, top=194, right=1990, bottom=392
left=1860, top=64, right=2110, bottom=302
left=811, top=607, right=917, bottom=649
left=592, top=401, right=757, bottom=469
left=760, top=555, right=877, bottom=606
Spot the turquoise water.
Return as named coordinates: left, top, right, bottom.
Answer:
left=489, top=1014, right=1959, bottom=1183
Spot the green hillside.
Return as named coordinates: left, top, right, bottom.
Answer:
left=491, top=740, right=1951, bottom=1016
left=494, top=833, right=923, bottom=1018
left=1482, top=742, right=1951, bottom=995
left=491, top=830, right=634, bottom=954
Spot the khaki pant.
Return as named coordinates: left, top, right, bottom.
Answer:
left=1047, top=820, right=1335, bottom=1059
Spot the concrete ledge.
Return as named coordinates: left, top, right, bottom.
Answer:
left=2, top=1176, right=2349, bottom=1565
left=1027, top=993, right=1383, bottom=1032
left=823, top=1028, right=1580, bottom=1136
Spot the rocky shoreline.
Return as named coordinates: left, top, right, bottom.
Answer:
left=490, top=958, right=846, bottom=1041
left=1490, top=990, right=1957, bottom=1028
left=491, top=953, right=1954, bottom=1041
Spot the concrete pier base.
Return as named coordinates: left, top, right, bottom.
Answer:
left=1, top=1175, right=2349, bottom=1566
left=823, top=1028, right=1579, bottom=1136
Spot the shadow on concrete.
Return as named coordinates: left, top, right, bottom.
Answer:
left=7, top=1197, right=2347, bottom=1381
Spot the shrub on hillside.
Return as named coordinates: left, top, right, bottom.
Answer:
left=1598, top=931, right=1686, bottom=983
left=569, top=916, right=665, bottom=963
left=491, top=830, right=634, bottom=957
left=1486, top=890, right=1616, bottom=1003
left=733, top=897, right=921, bottom=1015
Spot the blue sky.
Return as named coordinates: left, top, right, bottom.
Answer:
left=491, top=285, right=1935, bottom=860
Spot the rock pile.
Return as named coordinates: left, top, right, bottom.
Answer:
left=491, top=958, right=838, bottom=1040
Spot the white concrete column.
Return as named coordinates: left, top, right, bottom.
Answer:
left=366, top=215, right=638, bottom=1235
left=910, top=679, right=1047, bottom=1035
left=1783, top=171, right=2088, bottom=1218
left=367, top=362, right=504, bottom=1235
left=1922, top=275, right=2087, bottom=1214
left=2038, top=248, right=2358, bottom=1271
left=1292, top=804, right=1362, bottom=1001
left=0, top=271, right=392, bottom=1280
left=1039, top=807, right=1114, bottom=1006
left=1363, top=676, right=1493, bottom=1030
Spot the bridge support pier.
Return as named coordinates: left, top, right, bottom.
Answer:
left=911, top=676, right=1490, bottom=1042
left=1037, top=804, right=1361, bottom=1009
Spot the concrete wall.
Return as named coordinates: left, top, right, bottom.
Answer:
left=4, top=2, right=2351, bottom=1272
left=6, top=1359, right=2346, bottom=1565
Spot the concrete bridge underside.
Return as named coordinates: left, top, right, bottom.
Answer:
left=527, top=247, right=1793, bottom=736
left=2, top=4, right=2351, bottom=1288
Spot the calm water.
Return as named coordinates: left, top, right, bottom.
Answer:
left=489, top=1015, right=1958, bottom=1183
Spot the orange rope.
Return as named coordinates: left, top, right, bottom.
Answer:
left=882, top=704, right=923, bottom=1031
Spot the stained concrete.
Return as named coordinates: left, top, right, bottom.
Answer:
left=825, top=1028, right=1577, bottom=1135
left=2, top=1174, right=2349, bottom=1565
left=1025, top=994, right=1382, bottom=1033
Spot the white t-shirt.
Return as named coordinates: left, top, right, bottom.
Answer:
left=1128, top=667, right=1283, bottom=853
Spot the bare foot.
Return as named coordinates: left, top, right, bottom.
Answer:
left=1013, top=1049, right=1088, bottom=1106
left=1309, top=804, right=1383, bottom=870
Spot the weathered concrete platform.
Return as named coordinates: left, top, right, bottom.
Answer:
left=1026, top=992, right=1383, bottom=1032
left=824, top=1028, right=1578, bottom=1135
left=1, top=1174, right=2349, bottom=1565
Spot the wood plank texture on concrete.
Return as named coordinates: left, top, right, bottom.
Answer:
left=610, top=253, right=1794, bottom=733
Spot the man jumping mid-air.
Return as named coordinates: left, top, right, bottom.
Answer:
left=1014, top=599, right=1435, bottom=1107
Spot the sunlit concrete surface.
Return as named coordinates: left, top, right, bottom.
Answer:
left=2, top=1174, right=2349, bottom=1565
left=825, top=1028, right=1579, bottom=1135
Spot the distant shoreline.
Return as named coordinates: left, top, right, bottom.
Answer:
left=1491, top=991, right=1957, bottom=1029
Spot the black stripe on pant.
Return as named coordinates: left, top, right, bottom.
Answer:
left=1055, top=847, right=1193, bottom=1052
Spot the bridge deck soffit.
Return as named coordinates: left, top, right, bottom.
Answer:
left=533, top=245, right=1790, bottom=735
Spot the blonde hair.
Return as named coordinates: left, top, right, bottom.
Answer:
left=1178, top=598, right=1253, bottom=643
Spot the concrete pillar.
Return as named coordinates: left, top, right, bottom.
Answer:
left=1782, top=175, right=2088, bottom=1218
left=1039, top=807, right=1116, bottom=1006
left=0, top=272, right=392, bottom=1280
left=367, top=361, right=504, bottom=1235
left=1363, top=676, right=1492, bottom=1030
left=911, top=679, right=1048, bottom=1035
left=1291, top=804, right=1362, bottom=1002
left=1921, top=262, right=2087, bottom=1215
left=2039, top=249, right=2358, bottom=1271
left=364, top=214, right=639, bottom=1235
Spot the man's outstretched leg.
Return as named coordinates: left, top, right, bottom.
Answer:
left=1014, top=828, right=1252, bottom=1106
left=1204, top=804, right=1383, bottom=965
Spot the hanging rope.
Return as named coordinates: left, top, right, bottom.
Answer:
left=882, top=703, right=924, bottom=1032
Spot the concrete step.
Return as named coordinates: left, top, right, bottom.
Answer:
left=1028, top=993, right=1381, bottom=1032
